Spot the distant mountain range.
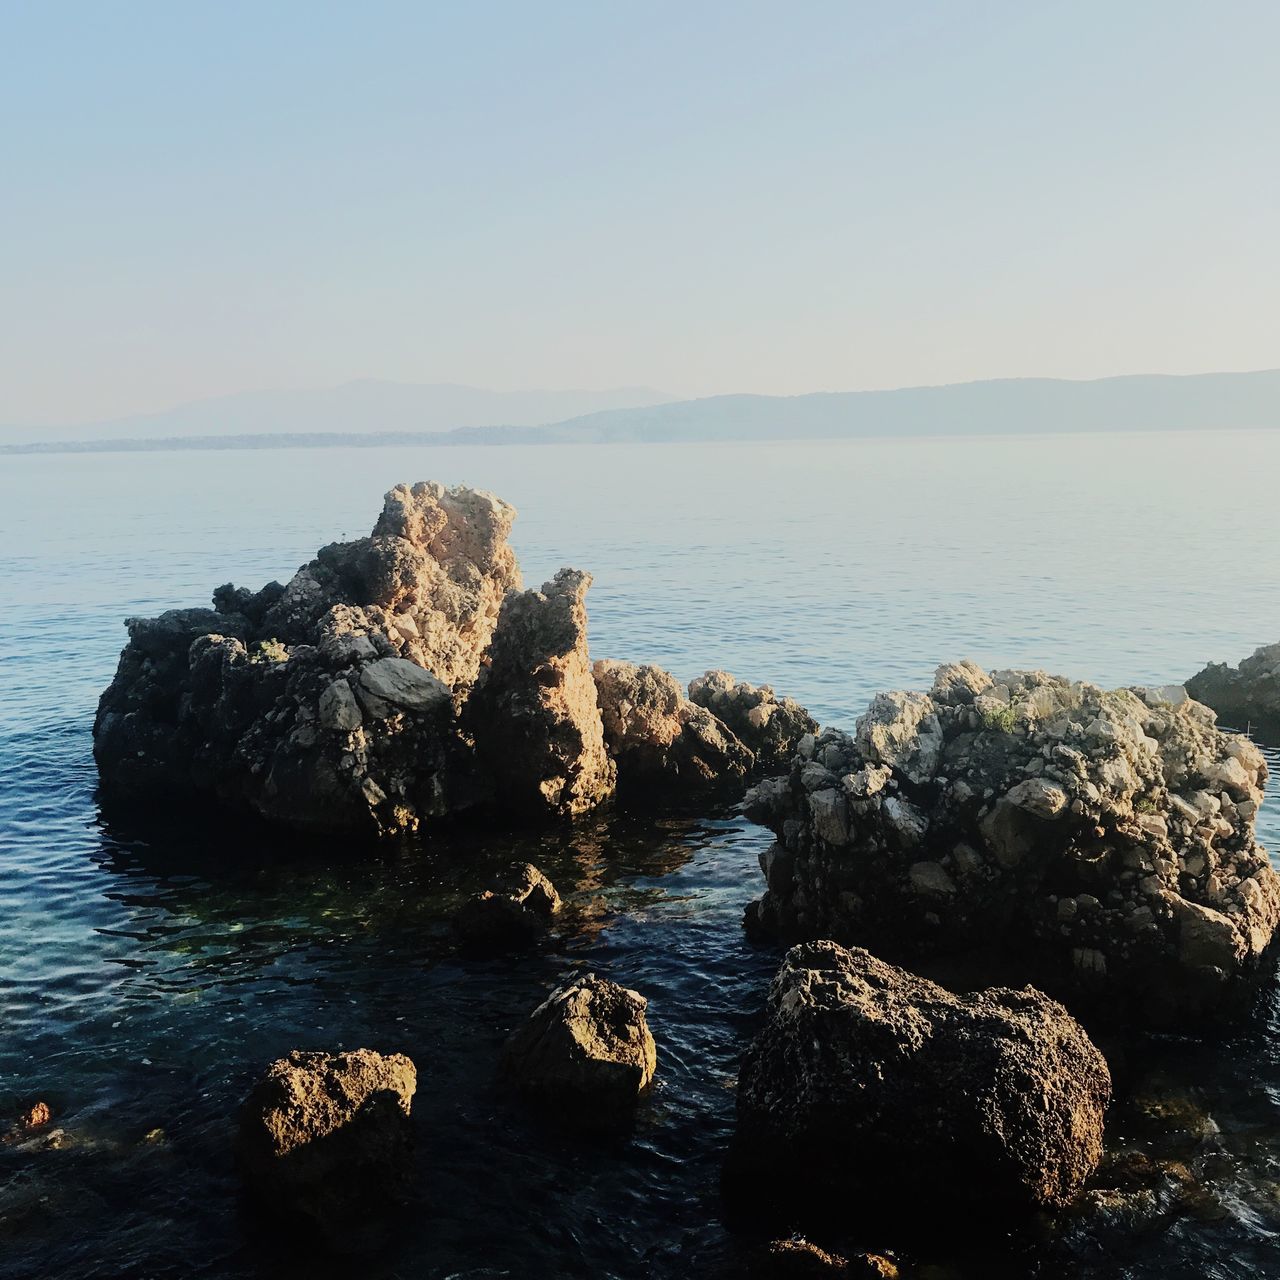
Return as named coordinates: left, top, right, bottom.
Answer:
left=0, top=380, right=675, bottom=446
left=6, top=369, right=1280, bottom=454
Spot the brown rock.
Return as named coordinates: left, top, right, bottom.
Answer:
left=593, top=659, right=753, bottom=788
left=237, top=1048, right=417, bottom=1239
left=468, top=569, right=616, bottom=816
left=502, top=973, right=656, bottom=1125
left=735, top=941, right=1110, bottom=1214
left=687, top=669, right=817, bottom=772
left=455, top=863, right=562, bottom=949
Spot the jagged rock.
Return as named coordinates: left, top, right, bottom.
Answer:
left=94, top=483, right=518, bottom=837
left=735, top=942, right=1110, bottom=1214
left=237, top=1048, right=416, bottom=1240
left=744, top=662, right=1280, bottom=1025
left=454, top=863, right=562, bottom=949
left=1188, top=642, right=1280, bottom=731
left=593, top=659, right=754, bottom=788
left=751, top=1238, right=852, bottom=1278
left=501, top=973, right=656, bottom=1125
left=467, top=569, right=616, bottom=816
left=688, top=670, right=817, bottom=771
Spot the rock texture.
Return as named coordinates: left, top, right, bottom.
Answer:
left=1188, top=642, right=1280, bottom=731
left=454, top=862, right=562, bottom=949
left=688, top=670, right=817, bottom=772
left=502, top=973, right=656, bottom=1124
left=95, top=483, right=514, bottom=836
left=735, top=942, right=1110, bottom=1214
left=238, top=1048, right=417, bottom=1237
left=95, top=482, right=810, bottom=837
left=468, top=569, right=616, bottom=816
left=745, top=663, right=1280, bottom=1025
left=593, top=660, right=754, bottom=788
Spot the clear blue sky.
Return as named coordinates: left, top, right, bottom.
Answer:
left=3, top=1, right=1278, bottom=424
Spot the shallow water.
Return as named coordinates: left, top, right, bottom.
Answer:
left=3, top=432, right=1280, bottom=1278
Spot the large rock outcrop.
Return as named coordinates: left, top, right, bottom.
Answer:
left=467, top=569, right=616, bottom=816
left=237, top=1048, right=417, bottom=1240
left=95, top=483, right=516, bottom=836
left=501, top=973, right=657, bottom=1126
left=593, top=660, right=755, bottom=789
left=745, top=662, right=1280, bottom=1025
left=1188, top=642, right=1280, bottom=731
left=95, top=480, right=813, bottom=837
left=734, top=942, right=1110, bottom=1214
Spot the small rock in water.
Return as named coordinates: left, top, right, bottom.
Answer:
left=237, top=1047, right=416, bottom=1244
left=19, top=1102, right=51, bottom=1130
left=751, top=1237, right=852, bottom=1277
left=454, top=863, right=562, bottom=950
left=502, top=973, right=656, bottom=1126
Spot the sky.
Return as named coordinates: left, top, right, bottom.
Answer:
left=3, top=1, right=1279, bottom=426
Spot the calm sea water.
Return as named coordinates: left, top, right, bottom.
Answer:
left=3, top=432, right=1280, bottom=1279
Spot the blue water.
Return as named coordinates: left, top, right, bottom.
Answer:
left=3, top=433, right=1280, bottom=1278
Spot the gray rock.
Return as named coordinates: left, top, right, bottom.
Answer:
left=745, top=661, right=1280, bottom=1026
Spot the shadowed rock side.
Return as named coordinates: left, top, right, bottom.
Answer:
left=94, top=480, right=814, bottom=838
left=1188, top=642, right=1280, bottom=732
left=688, top=669, right=817, bottom=772
left=733, top=942, right=1110, bottom=1216
left=745, top=662, right=1280, bottom=1026
left=467, top=568, right=616, bottom=816
left=237, top=1048, right=417, bottom=1242
left=593, top=659, right=755, bottom=788
left=502, top=973, right=656, bottom=1127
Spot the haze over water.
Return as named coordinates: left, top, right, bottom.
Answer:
left=4, top=431, right=1280, bottom=1278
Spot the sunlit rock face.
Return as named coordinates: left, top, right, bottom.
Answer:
left=687, top=669, right=817, bottom=773
left=94, top=482, right=814, bottom=838
left=467, top=568, right=617, bottom=817
left=1188, top=642, right=1280, bottom=732
left=744, top=662, right=1280, bottom=1026
left=734, top=941, right=1110, bottom=1214
left=592, top=659, right=755, bottom=788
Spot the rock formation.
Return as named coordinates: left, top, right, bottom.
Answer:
left=454, top=862, right=562, bottom=949
left=95, top=482, right=811, bottom=837
left=1188, top=642, right=1280, bottom=731
left=237, top=1048, right=417, bottom=1239
left=688, top=670, right=817, bottom=772
left=744, top=662, right=1280, bottom=1025
left=593, top=660, right=754, bottom=788
left=467, top=569, right=616, bottom=816
left=735, top=942, right=1110, bottom=1214
left=501, top=973, right=656, bottom=1125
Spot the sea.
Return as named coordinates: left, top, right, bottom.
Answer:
left=3, top=431, right=1280, bottom=1278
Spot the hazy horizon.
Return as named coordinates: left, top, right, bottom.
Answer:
left=5, top=2, right=1279, bottom=425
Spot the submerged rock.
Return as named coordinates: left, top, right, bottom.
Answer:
left=454, top=862, right=562, bottom=949
left=238, top=1048, right=416, bottom=1239
left=688, top=670, right=817, bottom=772
left=501, top=973, right=656, bottom=1125
left=593, top=659, right=754, bottom=788
left=735, top=942, right=1109, bottom=1214
left=468, top=569, right=616, bottom=816
left=1188, top=642, right=1280, bottom=731
left=745, top=662, right=1280, bottom=1025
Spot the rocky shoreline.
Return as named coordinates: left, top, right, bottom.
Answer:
left=94, top=482, right=815, bottom=837
left=82, top=482, right=1280, bottom=1266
